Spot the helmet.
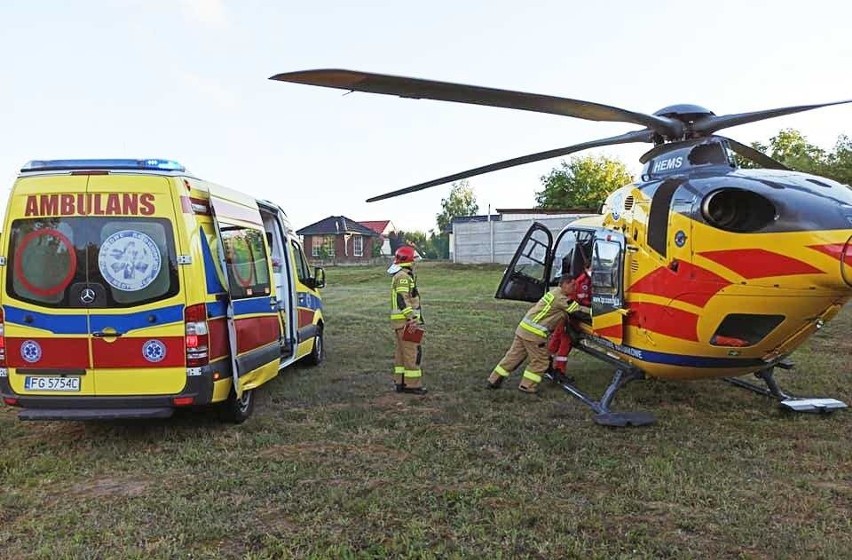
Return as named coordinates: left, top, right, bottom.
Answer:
left=394, top=245, right=417, bottom=265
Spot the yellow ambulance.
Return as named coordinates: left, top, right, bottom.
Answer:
left=0, top=159, right=325, bottom=423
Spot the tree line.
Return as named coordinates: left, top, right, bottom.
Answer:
left=395, top=128, right=851, bottom=259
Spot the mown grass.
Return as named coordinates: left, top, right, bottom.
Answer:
left=1, top=262, right=850, bottom=559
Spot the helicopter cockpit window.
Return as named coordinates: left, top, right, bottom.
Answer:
left=688, top=142, right=729, bottom=166
left=514, top=236, right=549, bottom=282
left=591, top=240, right=621, bottom=294
left=551, top=229, right=594, bottom=284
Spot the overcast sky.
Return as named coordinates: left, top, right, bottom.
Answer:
left=2, top=0, right=851, bottom=232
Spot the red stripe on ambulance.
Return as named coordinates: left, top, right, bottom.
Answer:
left=6, top=337, right=89, bottom=368
left=92, top=337, right=185, bottom=368
left=235, top=316, right=280, bottom=354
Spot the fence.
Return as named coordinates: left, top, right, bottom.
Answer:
left=451, top=215, right=592, bottom=264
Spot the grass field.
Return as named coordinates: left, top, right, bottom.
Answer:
left=1, top=263, right=850, bottom=559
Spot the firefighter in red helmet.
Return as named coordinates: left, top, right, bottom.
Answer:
left=389, top=245, right=427, bottom=394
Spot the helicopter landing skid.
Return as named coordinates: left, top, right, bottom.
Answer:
left=723, top=367, right=848, bottom=414
left=546, top=368, right=656, bottom=427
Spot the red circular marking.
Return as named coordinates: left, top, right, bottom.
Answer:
left=14, top=229, right=77, bottom=297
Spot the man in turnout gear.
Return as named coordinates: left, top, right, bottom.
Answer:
left=389, top=245, right=427, bottom=395
left=488, top=275, right=581, bottom=393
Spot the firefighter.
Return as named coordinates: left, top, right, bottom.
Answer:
left=548, top=252, right=592, bottom=381
left=488, top=275, right=580, bottom=393
left=389, top=245, right=427, bottom=395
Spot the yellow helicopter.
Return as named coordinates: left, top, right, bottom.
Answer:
left=271, top=69, right=852, bottom=426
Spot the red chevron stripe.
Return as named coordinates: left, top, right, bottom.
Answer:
left=698, top=249, right=823, bottom=278
left=808, top=243, right=852, bottom=266
left=594, top=324, right=623, bottom=340
left=628, top=261, right=731, bottom=307
left=625, top=302, right=699, bottom=342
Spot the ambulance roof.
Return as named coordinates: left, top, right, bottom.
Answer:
left=20, top=159, right=186, bottom=173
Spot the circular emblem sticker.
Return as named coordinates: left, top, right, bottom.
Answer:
left=20, top=340, right=42, bottom=363
left=674, top=230, right=687, bottom=247
left=142, top=340, right=167, bottom=363
left=98, top=230, right=162, bottom=292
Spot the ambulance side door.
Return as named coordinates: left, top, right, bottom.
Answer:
left=208, top=195, right=281, bottom=396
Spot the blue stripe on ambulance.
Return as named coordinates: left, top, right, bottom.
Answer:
left=297, top=292, right=322, bottom=311
left=199, top=229, right=226, bottom=295
left=3, top=304, right=184, bottom=335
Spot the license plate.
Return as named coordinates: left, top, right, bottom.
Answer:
left=24, top=376, right=81, bottom=392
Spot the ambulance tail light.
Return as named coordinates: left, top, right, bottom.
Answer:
left=184, top=304, right=209, bottom=368
left=0, top=307, right=6, bottom=367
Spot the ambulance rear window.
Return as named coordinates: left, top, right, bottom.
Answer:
left=6, top=217, right=179, bottom=308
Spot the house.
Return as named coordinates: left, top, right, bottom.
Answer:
left=296, top=215, right=380, bottom=264
left=358, top=220, right=397, bottom=256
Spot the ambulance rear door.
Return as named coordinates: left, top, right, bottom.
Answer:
left=85, top=174, right=187, bottom=396
left=2, top=175, right=94, bottom=398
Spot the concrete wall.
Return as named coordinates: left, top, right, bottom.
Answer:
left=451, top=215, right=592, bottom=264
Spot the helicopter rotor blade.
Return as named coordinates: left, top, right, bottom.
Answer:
left=365, top=129, right=655, bottom=203
left=270, top=69, right=679, bottom=137
left=719, top=136, right=789, bottom=170
left=693, top=100, right=852, bottom=135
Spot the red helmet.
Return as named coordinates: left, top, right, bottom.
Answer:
left=394, top=245, right=417, bottom=265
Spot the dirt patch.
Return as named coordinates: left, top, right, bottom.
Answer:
left=68, top=476, right=150, bottom=498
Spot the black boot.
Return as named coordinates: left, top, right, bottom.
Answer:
left=401, top=387, right=428, bottom=395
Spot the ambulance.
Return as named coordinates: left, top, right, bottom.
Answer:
left=0, top=158, right=325, bottom=423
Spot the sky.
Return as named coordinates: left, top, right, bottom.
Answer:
left=2, top=0, right=852, bottom=233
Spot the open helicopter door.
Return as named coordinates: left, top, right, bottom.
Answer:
left=495, top=222, right=554, bottom=302
left=590, top=230, right=628, bottom=344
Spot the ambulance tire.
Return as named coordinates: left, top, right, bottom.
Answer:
left=305, top=327, right=325, bottom=366
left=221, top=387, right=255, bottom=424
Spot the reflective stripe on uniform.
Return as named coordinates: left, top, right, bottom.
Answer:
left=532, top=292, right=555, bottom=323
left=523, top=370, right=542, bottom=383
left=494, top=365, right=509, bottom=378
left=566, top=301, right=580, bottom=314
left=520, top=318, right=549, bottom=338
left=404, top=369, right=422, bottom=379
left=394, top=366, right=405, bottom=374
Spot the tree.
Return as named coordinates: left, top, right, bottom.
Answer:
left=436, top=180, right=479, bottom=233
left=738, top=128, right=852, bottom=185
left=535, top=155, right=634, bottom=210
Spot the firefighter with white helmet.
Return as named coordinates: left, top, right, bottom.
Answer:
left=388, top=245, right=427, bottom=394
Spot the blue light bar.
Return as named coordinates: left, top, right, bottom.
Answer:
left=21, top=158, right=186, bottom=173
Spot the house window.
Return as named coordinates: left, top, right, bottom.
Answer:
left=311, top=235, right=335, bottom=258
left=353, top=235, right=363, bottom=257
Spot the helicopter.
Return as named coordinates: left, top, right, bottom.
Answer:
left=270, top=69, right=852, bottom=426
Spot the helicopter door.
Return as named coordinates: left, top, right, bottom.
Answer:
left=495, top=222, right=554, bottom=302
left=590, top=230, right=627, bottom=344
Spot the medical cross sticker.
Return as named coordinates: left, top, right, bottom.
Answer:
left=20, top=340, right=42, bottom=363
left=142, top=340, right=167, bottom=363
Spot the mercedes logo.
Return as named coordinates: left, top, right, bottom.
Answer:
left=80, top=288, right=96, bottom=304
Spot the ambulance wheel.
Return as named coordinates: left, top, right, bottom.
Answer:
left=305, top=327, right=325, bottom=366
left=221, top=387, right=254, bottom=424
